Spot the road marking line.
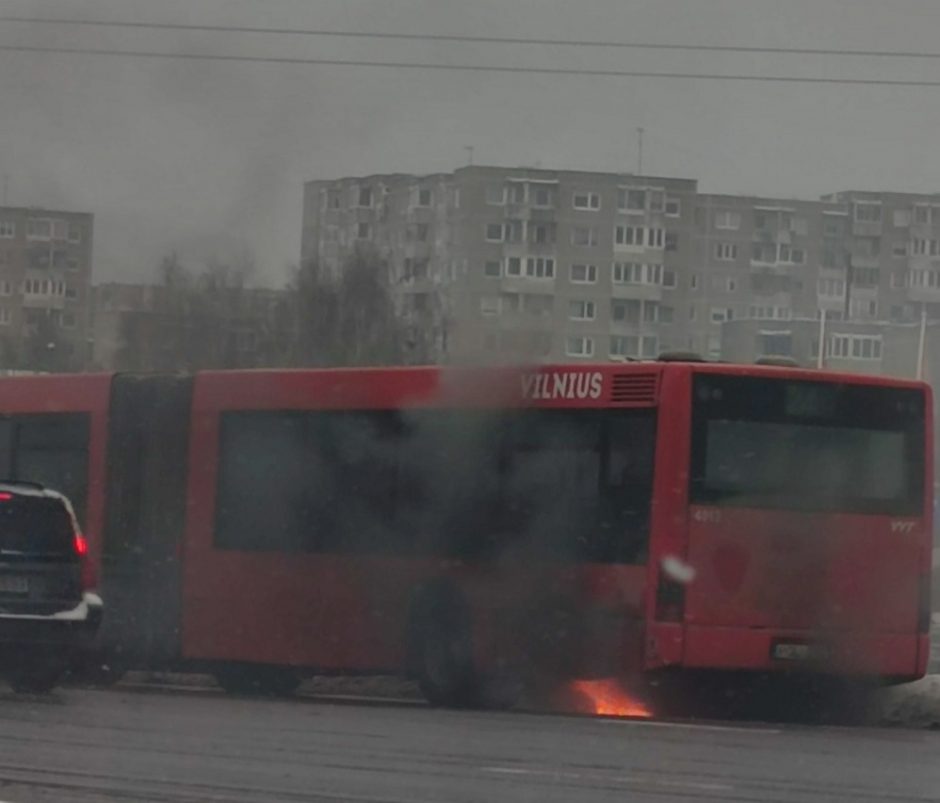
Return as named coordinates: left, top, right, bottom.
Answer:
left=480, top=766, right=733, bottom=792
left=601, top=718, right=782, bottom=735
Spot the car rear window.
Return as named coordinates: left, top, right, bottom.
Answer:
left=0, top=497, right=75, bottom=557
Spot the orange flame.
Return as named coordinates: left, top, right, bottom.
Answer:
left=569, top=679, right=653, bottom=718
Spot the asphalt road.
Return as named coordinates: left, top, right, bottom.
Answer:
left=0, top=689, right=935, bottom=802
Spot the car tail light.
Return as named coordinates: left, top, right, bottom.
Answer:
left=75, top=532, right=96, bottom=591
left=73, top=532, right=88, bottom=557
left=655, top=569, right=686, bottom=623
left=919, top=572, right=931, bottom=634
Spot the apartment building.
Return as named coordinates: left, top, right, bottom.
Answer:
left=689, top=194, right=848, bottom=359
left=302, top=166, right=698, bottom=363
left=0, top=207, right=93, bottom=371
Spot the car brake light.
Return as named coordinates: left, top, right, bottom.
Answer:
left=0, top=493, right=13, bottom=501
left=74, top=532, right=88, bottom=557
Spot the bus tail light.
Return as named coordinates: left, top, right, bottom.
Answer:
left=918, top=572, right=931, bottom=634
left=655, top=571, right=686, bottom=623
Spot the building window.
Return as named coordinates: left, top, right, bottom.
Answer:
left=485, top=223, right=505, bottom=242
left=502, top=293, right=521, bottom=313
left=791, top=248, right=805, bottom=264
left=327, top=190, right=342, bottom=209
left=824, top=217, right=845, bottom=237
left=566, top=336, right=595, bottom=357
left=525, top=257, right=555, bottom=279
left=914, top=205, right=931, bottom=225
left=67, top=223, right=82, bottom=243
left=506, top=257, right=523, bottom=277
left=663, top=269, right=677, bottom=288
left=570, top=264, right=597, bottom=283
left=508, top=183, right=526, bottom=205
left=484, top=260, right=502, bottom=278
left=751, top=243, right=777, bottom=264
left=854, top=202, right=883, bottom=223
left=486, top=185, right=506, bottom=206
left=615, top=225, right=644, bottom=247
left=531, top=186, right=555, bottom=208
left=710, top=307, right=733, bottom=323
left=0, top=308, right=9, bottom=326
left=480, top=296, right=501, bottom=317
left=715, top=242, right=738, bottom=261
left=573, top=192, right=601, bottom=211
left=828, top=334, right=882, bottom=360
left=619, top=189, right=646, bottom=212
left=892, top=242, right=908, bottom=257
left=610, top=335, right=638, bottom=358
left=412, top=223, right=429, bottom=242
left=853, top=267, right=880, bottom=288
left=691, top=274, right=699, bottom=290
left=818, top=278, right=846, bottom=297
left=417, top=188, right=432, bottom=207
left=569, top=300, right=596, bottom=321
left=0, top=221, right=14, bottom=239
left=643, top=302, right=660, bottom=323
left=356, top=222, right=372, bottom=240
left=611, top=299, right=641, bottom=323
left=665, top=198, right=681, bottom=217
left=62, top=312, right=76, bottom=329
left=760, top=332, right=792, bottom=357
left=357, top=187, right=373, bottom=207
left=650, top=228, right=665, bottom=248
left=571, top=226, right=597, bottom=247
left=612, top=262, right=661, bottom=285
left=523, top=294, right=553, bottom=316
left=661, top=306, right=674, bottom=323
left=715, top=210, right=742, bottom=230
left=727, top=278, right=737, bottom=292
left=27, top=219, right=51, bottom=240
left=529, top=222, right=556, bottom=245
left=65, top=285, right=77, bottom=299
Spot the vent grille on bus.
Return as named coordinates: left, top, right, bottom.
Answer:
left=611, top=372, right=660, bottom=404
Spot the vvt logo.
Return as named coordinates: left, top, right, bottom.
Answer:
left=891, top=521, right=917, bottom=534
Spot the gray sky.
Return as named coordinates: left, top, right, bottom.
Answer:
left=3, top=0, right=940, bottom=284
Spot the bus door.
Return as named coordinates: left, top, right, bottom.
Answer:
left=101, top=374, right=193, bottom=668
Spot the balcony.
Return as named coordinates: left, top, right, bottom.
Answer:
left=610, top=282, right=663, bottom=302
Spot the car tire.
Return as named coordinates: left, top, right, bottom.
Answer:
left=213, top=664, right=301, bottom=697
left=7, top=654, right=69, bottom=694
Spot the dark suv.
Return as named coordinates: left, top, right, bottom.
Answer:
left=0, top=482, right=102, bottom=692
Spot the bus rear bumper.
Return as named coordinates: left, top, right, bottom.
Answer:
left=680, top=625, right=924, bottom=680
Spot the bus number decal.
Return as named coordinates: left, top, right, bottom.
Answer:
left=692, top=508, right=722, bottom=524
left=521, top=371, right=603, bottom=401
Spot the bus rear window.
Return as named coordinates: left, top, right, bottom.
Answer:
left=690, top=375, right=925, bottom=515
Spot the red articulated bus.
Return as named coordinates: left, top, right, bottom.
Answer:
left=0, top=361, right=930, bottom=707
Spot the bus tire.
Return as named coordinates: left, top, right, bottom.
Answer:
left=213, top=664, right=301, bottom=697
left=408, top=586, right=480, bottom=708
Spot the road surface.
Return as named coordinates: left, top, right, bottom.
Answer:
left=0, top=689, right=936, bottom=802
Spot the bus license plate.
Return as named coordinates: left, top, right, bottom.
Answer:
left=0, top=576, right=28, bottom=594
left=772, top=642, right=826, bottom=662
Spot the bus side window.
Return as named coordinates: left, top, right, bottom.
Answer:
left=9, top=415, right=89, bottom=524
left=602, top=411, right=656, bottom=564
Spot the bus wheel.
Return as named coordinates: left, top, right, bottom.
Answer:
left=409, top=590, right=479, bottom=708
left=213, top=664, right=301, bottom=697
